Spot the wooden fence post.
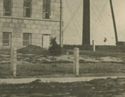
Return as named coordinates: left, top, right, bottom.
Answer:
left=92, top=40, right=96, bottom=52
left=73, top=47, right=80, bottom=76
left=11, top=47, right=17, bottom=77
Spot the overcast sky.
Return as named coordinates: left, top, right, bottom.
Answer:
left=63, top=0, right=125, bottom=45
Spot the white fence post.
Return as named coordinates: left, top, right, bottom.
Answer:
left=73, top=47, right=80, bottom=76
left=11, top=47, right=17, bottom=77
left=92, top=40, right=96, bottom=52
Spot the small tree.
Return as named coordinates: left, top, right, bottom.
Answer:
left=49, top=37, right=62, bottom=56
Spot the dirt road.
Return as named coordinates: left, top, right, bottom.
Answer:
left=0, top=76, right=125, bottom=84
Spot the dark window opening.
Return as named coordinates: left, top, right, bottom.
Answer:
left=24, top=0, right=32, bottom=17
left=43, top=0, right=51, bottom=19
left=3, top=32, right=11, bottom=46
left=23, top=33, right=32, bottom=46
left=3, top=0, right=12, bottom=16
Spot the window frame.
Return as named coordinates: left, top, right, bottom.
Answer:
left=2, top=32, right=11, bottom=46
left=42, top=0, right=51, bottom=19
left=23, top=33, right=32, bottom=46
left=23, top=0, right=32, bottom=17
left=3, top=0, right=12, bottom=16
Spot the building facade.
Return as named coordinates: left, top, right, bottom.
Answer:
left=0, top=0, right=61, bottom=49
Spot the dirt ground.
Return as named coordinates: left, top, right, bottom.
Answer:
left=0, top=78, right=125, bottom=97
left=0, top=48, right=125, bottom=97
left=0, top=49, right=125, bottom=78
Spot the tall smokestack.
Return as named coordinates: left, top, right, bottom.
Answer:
left=82, top=0, right=90, bottom=47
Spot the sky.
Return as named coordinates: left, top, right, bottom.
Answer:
left=63, top=0, right=125, bottom=45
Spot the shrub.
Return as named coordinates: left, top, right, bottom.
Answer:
left=48, top=38, right=62, bottom=56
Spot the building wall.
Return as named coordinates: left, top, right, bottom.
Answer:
left=0, top=0, right=61, bottom=49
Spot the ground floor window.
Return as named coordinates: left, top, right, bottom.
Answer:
left=23, top=33, right=32, bottom=46
left=2, top=32, right=11, bottom=46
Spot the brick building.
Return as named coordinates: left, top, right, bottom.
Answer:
left=0, top=0, right=62, bottom=49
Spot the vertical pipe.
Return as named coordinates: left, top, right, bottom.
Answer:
left=82, top=0, right=90, bottom=47
left=109, top=0, right=118, bottom=45
left=60, top=0, right=63, bottom=47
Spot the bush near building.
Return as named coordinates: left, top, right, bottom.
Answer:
left=48, top=38, right=62, bottom=56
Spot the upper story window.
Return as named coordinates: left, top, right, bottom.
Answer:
left=3, top=0, right=12, bottom=16
left=24, top=0, right=32, bottom=17
left=43, top=0, right=51, bottom=19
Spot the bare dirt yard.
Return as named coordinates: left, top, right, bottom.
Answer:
left=0, top=47, right=125, bottom=97
left=0, top=78, right=125, bottom=97
left=0, top=47, right=125, bottom=78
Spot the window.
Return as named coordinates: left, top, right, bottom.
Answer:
left=3, top=0, right=12, bottom=16
left=23, top=33, right=32, bottom=46
left=24, top=0, right=32, bottom=17
left=43, top=0, right=51, bottom=19
left=3, top=32, right=11, bottom=46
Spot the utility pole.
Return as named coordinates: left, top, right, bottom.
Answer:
left=109, top=0, right=118, bottom=45
left=82, top=0, right=90, bottom=47
left=60, top=0, right=63, bottom=47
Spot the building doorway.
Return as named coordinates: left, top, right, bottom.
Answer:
left=42, top=34, right=50, bottom=49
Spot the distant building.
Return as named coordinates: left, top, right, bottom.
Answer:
left=0, top=0, right=62, bottom=49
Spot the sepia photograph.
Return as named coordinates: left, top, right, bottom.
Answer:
left=0, top=0, right=125, bottom=97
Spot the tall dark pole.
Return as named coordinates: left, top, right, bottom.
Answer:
left=82, top=0, right=90, bottom=47
left=60, top=0, right=63, bottom=47
left=109, top=0, right=118, bottom=45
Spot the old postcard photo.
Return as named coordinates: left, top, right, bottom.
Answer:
left=0, top=0, right=125, bottom=97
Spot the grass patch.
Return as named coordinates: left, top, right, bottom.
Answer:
left=0, top=62, right=125, bottom=78
left=1, top=48, right=125, bottom=77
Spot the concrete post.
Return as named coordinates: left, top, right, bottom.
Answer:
left=73, top=48, right=80, bottom=76
left=92, top=40, right=96, bottom=52
left=11, top=47, right=17, bottom=77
